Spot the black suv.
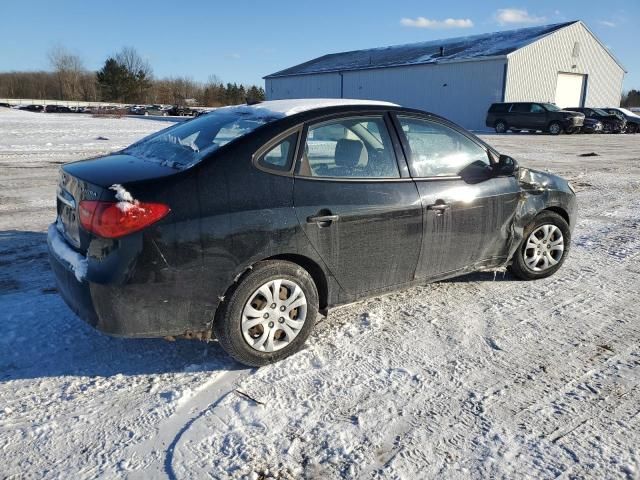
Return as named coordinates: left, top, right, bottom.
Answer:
left=486, top=102, right=584, bottom=135
left=565, top=107, right=626, bottom=134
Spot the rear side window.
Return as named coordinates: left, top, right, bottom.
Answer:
left=257, top=132, right=298, bottom=172
left=489, top=103, right=509, bottom=113
left=300, top=116, right=399, bottom=178
left=398, top=117, right=489, bottom=178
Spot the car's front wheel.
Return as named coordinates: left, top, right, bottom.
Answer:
left=627, top=124, right=638, bottom=134
left=214, top=260, right=319, bottom=366
left=548, top=121, right=562, bottom=135
left=509, top=211, right=570, bottom=280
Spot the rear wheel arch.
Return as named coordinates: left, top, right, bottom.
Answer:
left=216, top=253, right=329, bottom=319
left=265, top=253, right=329, bottom=313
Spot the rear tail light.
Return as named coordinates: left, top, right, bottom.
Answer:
left=79, top=200, right=170, bottom=238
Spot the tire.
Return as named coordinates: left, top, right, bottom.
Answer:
left=627, top=124, right=638, bottom=134
left=548, top=121, right=562, bottom=135
left=495, top=121, right=507, bottom=134
left=509, top=211, right=571, bottom=280
left=214, top=260, right=319, bottom=366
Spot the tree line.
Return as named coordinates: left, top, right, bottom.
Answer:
left=0, top=46, right=265, bottom=106
left=621, top=89, right=640, bottom=108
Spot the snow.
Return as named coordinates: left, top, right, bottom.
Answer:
left=1, top=107, right=640, bottom=478
left=109, top=183, right=139, bottom=212
left=220, top=99, right=399, bottom=117
left=48, top=222, right=88, bottom=281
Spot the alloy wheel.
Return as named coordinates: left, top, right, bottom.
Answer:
left=523, top=224, right=564, bottom=271
left=241, top=279, right=307, bottom=352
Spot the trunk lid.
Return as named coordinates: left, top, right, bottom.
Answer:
left=62, top=153, right=178, bottom=187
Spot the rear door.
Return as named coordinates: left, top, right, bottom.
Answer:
left=293, top=113, right=423, bottom=295
left=392, top=115, right=520, bottom=279
left=509, top=103, right=530, bottom=129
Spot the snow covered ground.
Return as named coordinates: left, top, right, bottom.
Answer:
left=1, top=107, right=639, bottom=479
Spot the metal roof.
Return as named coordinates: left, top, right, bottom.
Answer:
left=265, top=21, right=579, bottom=78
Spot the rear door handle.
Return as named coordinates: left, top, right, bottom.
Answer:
left=307, top=214, right=339, bottom=227
left=427, top=203, right=450, bottom=212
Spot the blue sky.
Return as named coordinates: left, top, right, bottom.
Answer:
left=1, top=0, right=637, bottom=90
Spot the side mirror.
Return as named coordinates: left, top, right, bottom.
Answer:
left=495, top=154, right=518, bottom=176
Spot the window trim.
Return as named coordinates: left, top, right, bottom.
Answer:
left=251, top=126, right=303, bottom=176
left=294, top=113, right=405, bottom=181
left=391, top=113, right=495, bottom=181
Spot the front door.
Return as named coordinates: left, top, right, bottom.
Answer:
left=293, top=114, right=423, bottom=295
left=393, top=115, right=520, bottom=279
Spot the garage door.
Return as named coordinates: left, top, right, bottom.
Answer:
left=554, top=73, right=586, bottom=108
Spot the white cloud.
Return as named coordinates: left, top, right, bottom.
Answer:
left=495, top=9, right=546, bottom=25
left=400, top=17, right=474, bottom=29
left=599, top=20, right=616, bottom=27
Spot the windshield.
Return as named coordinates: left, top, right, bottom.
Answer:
left=542, top=103, right=561, bottom=111
left=124, top=107, right=282, bottom=168
left=618, top=108, right=639, bottom=117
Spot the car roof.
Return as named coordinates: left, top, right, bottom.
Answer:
left=236, top=99, right=400, bottom=117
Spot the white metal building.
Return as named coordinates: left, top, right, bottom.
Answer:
left=264, top=21, right=625, bottom=130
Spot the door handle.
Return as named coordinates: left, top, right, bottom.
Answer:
left=307, top=214, right=339, bottom=227
left=427, top=203, right=450, bottom=212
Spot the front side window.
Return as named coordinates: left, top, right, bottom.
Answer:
left=398, top=117, right=490, bottom=178
left=531, top=104, right=545, bottom=113
left=125, top=106, right=282, bottom=169
left=300, top=116, right=399, bottom=178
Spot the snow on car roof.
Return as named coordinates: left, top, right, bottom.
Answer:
left=219, top=99, right=400, bottom=118
left=265, top=21, right=578, bottom=78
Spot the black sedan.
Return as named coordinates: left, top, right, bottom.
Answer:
left=566, top=107, right=626, bottom=133
left=48, top=99, right=577, bottom=366
left=602, top=108, right=640, bottom=134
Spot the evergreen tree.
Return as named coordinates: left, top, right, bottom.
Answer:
left=96, top=58, right=130, bottom=102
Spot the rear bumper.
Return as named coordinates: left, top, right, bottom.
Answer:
left=47, top=223, right=214, bottom=338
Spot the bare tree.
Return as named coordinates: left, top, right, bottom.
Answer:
left=48, top=45, right=85, bottom=100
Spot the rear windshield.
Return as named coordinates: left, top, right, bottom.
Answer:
left=124, top=107, right=282, bottom=169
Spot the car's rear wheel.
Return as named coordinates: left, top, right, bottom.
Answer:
left=627, top=124, right=638, bottom=134
left=495, top=121, right=507, bottom=134
left=548, top=122, right=562, bottom=135
left=509, top=211, right=570, bottom=280
left=214, top=260, right=319, bottom=366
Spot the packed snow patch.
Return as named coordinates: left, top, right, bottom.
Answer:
left=47, top=222, right=88, bottom=281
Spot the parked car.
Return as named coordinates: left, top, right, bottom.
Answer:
left=134, top=105, right=172, bottom=116
left=580, top=117, right=604, bottom=134
left=45, top=105, right=72, bottom=113
left=486, top=102, right=584, bottom=135
left=48, top=99, right=576, bottom=366
left=565, top=107, right=626, bottom=133
left=18, top=104, right=44, bottom=112
left=602, top=108, right=640, bottom=134
left=166, top=105, right=196, bottom=116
